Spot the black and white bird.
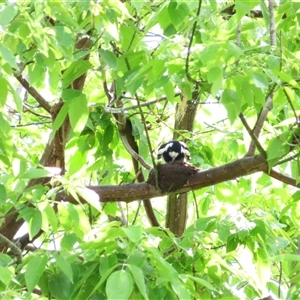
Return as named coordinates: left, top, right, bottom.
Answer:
left=157, top=140, right=191, bottom=163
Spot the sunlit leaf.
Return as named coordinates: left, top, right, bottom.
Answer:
left=0, top=266, right=13, bottom=286
left=68, top=94, right=89, bottom=133
left=0, top=5, right=18, bottom=26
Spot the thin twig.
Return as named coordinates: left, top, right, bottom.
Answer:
left=267, top=169, right=300, bottom=188
left=276, top=151, right=300, bottom=166
left=278, top=262, right=282, bottom=299
left=239, top=113, right=267, bottom=158
left=15, top=75, right=51, bottom=113
left=23, top=105, right=51, bottom=119
left=105, top=93, right=181, bottom=113
left=192, top=190, right=199, bottom=220
left=204, top=122, right=239, bottom=134
left=135, top=93, right=156, bottom=170
left=283, top=87, right=298, bottom=120
left=120, top=133, right=152, bottom=170
left=11, top=121, right=52, bottom=128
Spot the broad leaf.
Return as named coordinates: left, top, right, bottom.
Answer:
left=25, top=255, right=48, bottom=293
left=106, top=270, right=133, bottom=300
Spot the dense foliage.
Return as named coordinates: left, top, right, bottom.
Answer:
left=0, top=0, right=300, bottom=299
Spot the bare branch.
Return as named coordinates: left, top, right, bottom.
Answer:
left=239, top=113, right=267, bottom=158
left=105, top=93, right=181, bottom=113
left=267, top=169, right=300, bottom=189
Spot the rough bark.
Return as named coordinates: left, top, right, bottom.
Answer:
left=57, top=154, right=268, bottom=204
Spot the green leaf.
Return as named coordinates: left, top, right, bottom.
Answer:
left=25, top=255, right=48, bottom=293
left=122, top=225, right=143, bottom=243
left=207, top=66, right=222, bottom=96
left=269, top=254, right=300, bottom=262
left=44, top=204, right=58, bottom=232
left=28, top=210, right=42, bottom=239
left=53, top=253, right=73, bottom=283
left=62, top=61, right=92, bottom=89
left=48, top=272, right=72, bottom=299
left=266, top=136, right=290, bottom=168
left=7, top=81, right=23, bottom=114
left=0, top=266, right=13, bottom=286
left=0, top=78, right=8, bottom=107
left=50, top=3, right=79, bottom=28
left=0, top=5, right=18, bottom=26
left=235, top=0, right=259, bottom=20
left=163, top=80, right=175, bottom=102
left=51, top=102, right=69, bottom=133
left=68, top=93, right=89, bottom=133
left=128, top=250, right=146, bottom=268
left=28, top=62, right=46, bottom=87
left=61, top=233, right=78, bottom=251
left=106, top=270, right=133, bottom=300
left=99, top=49, right=118, bottom=69
left=220, top=89, right=240, bottom=124
left=22, top=168, right=51, bottom=179
left=187, top=275, right=219, bottom=292
left=292, top=191, right=300, bottom=201
left=0, top=184, right=7, bottom=205
left=128, top=264, right=149, bottom=300
left=226, top=235, right=239, bottom=252
left=226, top=43, right=243, bottom=64
left=168, top=2, right=189, bottom=28
left=252, top=72, right=269, bottom=92
left=0, top=45, right=18, bottom=69
left=68, top=150, right=86, bottom=176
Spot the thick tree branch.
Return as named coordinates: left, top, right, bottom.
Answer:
left=0, top=233, right=22, bottom=264
left=57, top=155, right=268, bottom=204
